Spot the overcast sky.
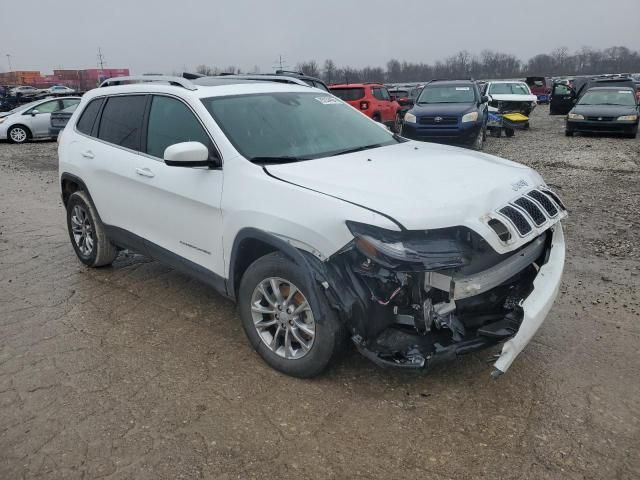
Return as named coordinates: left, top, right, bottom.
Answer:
left=2, top=0, right=638, bottom=74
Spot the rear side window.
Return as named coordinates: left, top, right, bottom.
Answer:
left=76, top=98, right=104, bottom=135
left=97, top=95, right=147, bottom=150
left=330, top=88, right=365, bottom=101
left=146, top=95, right=214, bottom=159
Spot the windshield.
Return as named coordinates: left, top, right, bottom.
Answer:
left=578, top=90, right=636, bottom=106
left=7, top=100, right=42, bottom=114
left=202, top=92, right=399, bottom=162
left=417, top=85, right=475, bottom=104
left=390, top=90, right=408, bottom=98
left=489, top=83, right=530, bottom=95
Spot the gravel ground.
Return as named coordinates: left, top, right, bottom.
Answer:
left=0, top=106, right=639, bottom=479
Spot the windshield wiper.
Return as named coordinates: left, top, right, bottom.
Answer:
left=331, top=143, right=388, bottom=156
left=248, top=156, right=305, bottom=164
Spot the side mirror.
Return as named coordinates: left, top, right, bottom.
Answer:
left=481, top=95, right=489, bottom=104
left=31, top=109, right=39, bottom=116
left=164, top=141, right=218, bottom=168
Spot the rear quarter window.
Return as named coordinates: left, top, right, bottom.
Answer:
left=76, top=98, right=104, bottom=135
left=330, top=88, right=365, bottom=101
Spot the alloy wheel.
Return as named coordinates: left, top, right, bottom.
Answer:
left=250, top=277, right=315, bottom=359
left=70, top=205, right=94, bottom=256
left=9, top=127, right=27, bottom=143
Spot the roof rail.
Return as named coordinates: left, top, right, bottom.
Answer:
left=99, top=75, right=197, bottom=91
left=428, top=78, right=476, bottom=83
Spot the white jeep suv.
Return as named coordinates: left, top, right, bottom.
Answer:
left=58, top=75, right=566, bottom=378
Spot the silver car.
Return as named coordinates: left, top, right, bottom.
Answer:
left=0, top=96, right=81, bottom=143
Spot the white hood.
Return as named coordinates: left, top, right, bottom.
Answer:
left=265, top=141, right=548, bottom=253
left=489, top=93, right=537, bottom=103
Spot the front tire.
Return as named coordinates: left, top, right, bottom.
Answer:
left=471, top=127, right=484, bottom=151
left=66, top=191, right=118, bottom=267
left=8, top=125, right=30, bottom=144
left=505, top=128, right=515, bottom=138
left=238, top=252, right=346, bottom=378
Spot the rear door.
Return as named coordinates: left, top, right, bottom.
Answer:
left=83, top=94, right=150, bottom=242
left=550, top=83, right=575, bottom=115
left=372, top=87, right=395, bottom=123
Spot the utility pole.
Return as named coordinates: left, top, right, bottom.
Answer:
left=6, top=54, right=12, bottom=71
left=272, top=55, right=288, bottom=72
left=97, top=47, right=106, bottom=73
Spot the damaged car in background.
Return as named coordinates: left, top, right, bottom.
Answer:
left=58, top=76, right=567, bottom=378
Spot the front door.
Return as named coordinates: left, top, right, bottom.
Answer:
left=134, top=94, right=225, bottom=277
left=550, top=83, right=575, bottom=115
left=23, top=99, right=62, bottom=136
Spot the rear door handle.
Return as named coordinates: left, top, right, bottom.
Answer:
left=135, top=167, right=155, bottom=178
left=81, top=150, right=94, bottom=159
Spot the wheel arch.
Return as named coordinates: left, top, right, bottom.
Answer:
left=227, top=228, right=332, bottom=323
left=60, top=173, right=104, bottom=224
left=8, top=123, right=32, bottom=139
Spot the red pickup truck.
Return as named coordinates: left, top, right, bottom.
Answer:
left=525, top=77, right=551, bottom=104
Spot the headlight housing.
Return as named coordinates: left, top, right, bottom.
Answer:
left=403, top=112, right=417, bottom=124
left=617, top=114, right=638, bottom=121
left=461, top=111, right=479, bottom=123
left=345, top=221, right=467, bottom=270
left=567, top=113, right=584, bottom=120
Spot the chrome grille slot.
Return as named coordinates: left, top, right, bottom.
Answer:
left=527, top=190, right=558, bottom=217
left=498, top=206, right=532, bottom=236
left=513, top=197, right=546, bottom=226
left=540, top=189, right=566, bottom=211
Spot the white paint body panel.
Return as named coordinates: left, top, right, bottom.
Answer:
left=494, top=224, right=565, bottom=373
left=58, top=81, right=565, bottom=373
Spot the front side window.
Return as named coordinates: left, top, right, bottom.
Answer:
left=202, top=92, right=399, bottom=162
left=146, top=96, right=214, bottom=159
left=372, top=88, right=391, bottom=101
left=417, top=85, right=475, bottom=104
left=62, top=98, right=80, bottom=108
left=76, top=98, right=104, bottom=136
left=97, top=95, right=147, bottom=150
left=554, top=84, right=571, bottom=95
left=27, top=100, right=60, bottom=114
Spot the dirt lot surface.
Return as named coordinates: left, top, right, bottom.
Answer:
left=1, top=106, right=639, bottom=479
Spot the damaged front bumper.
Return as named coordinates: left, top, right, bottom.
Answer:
left=492, top=223, right=565, bottom=376
left=313, top=219, right=566, bottom=377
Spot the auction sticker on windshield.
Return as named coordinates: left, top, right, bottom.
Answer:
left=315, top=96, right=342, bottom=105
left=456, top=87, right=470, bottom=90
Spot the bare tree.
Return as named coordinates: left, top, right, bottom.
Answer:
left=323, top=59, right=336, bottom=84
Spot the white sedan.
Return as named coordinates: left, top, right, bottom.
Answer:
left=0, top=96, right=81, bottom=143
left=46, top=85, right=76, bottom=94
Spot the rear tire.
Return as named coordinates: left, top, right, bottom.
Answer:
left=238, top=252, right=346, bottom=378
left=66, top=191, right=118, bottom=267
left=565, top=130, right=574, bottom=137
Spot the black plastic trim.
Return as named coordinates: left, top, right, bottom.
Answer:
left=103, top=225, right=229, bottom=298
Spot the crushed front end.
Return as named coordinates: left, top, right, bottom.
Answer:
left=313, top=187, right=567, bottom=376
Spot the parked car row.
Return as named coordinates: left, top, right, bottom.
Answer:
left=0, top=96, right=81, bottom=142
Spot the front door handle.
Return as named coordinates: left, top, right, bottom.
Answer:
left=81, top=150, right=94, bottom=159
left=135, top=167, right=155, bottom=178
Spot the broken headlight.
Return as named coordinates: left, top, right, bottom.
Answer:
left=346, top=221, right=468, bottom=270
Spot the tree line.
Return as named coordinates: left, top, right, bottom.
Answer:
left=195, top=46, right=640, bottom=84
